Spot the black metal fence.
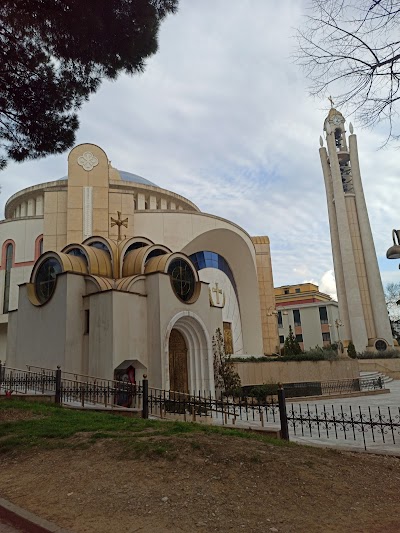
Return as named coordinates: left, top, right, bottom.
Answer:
left=1, top=362, right=398, bottom=451
left=286, top=402, right=400, bottom=451
left=0, top=363, right=145, bottom=413
left=147, top=387, right=280, bottom=427
left=0, top=364, right=57, bottom=396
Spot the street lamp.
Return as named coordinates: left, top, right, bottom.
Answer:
left=386, top=229, right=400, bottom=267
left=329, top=319, right=344, bottom=354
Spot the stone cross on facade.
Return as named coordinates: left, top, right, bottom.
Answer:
left=212, top=283, right=223, bottom=305
left=110, top=211, right=128, bottom=241
left=328, top=95, right=335, bottom=108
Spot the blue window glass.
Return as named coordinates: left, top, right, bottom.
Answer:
left=197, top=254, right=206, bottom=269
left=188, top=251, right=238, bottom=298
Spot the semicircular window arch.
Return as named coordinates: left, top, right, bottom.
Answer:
left=188, top=251, right=238, bottom=297
left=88, top=242, right=111, bottom=256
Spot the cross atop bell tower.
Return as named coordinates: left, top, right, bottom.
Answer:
left=319, top=110, right=393, bottom=353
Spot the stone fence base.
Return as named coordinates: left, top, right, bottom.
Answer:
left=233, top=359, right=360, bottom=386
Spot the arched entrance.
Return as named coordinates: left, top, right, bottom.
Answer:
left=164, top=312, right=215, bottom=395
left=168, top=329, right=189, bottom=393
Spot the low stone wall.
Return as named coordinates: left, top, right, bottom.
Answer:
left=233, top=359, right=360, bottom=386
left=358, top=359, right=400, bottom=379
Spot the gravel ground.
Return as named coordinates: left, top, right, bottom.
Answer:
left=0, top=433, right=400, bottom=532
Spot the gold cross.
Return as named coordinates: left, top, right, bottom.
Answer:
left=110, top=211, right=128, bottom=241
left=212, top=283, right=223, bottom=305
left=328, top=95, right=335, bottom=108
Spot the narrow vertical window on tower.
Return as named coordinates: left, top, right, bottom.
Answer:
left=334, top=128, right=343, bottom=150
left=339, top=160, right=354, bottom=193
left=3, top=243, right=13, bottom=313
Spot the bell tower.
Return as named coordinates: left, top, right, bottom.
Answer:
left=319, top=106, right=393, bottom=353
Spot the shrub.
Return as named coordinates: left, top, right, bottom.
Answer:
left=283, top=325, right=302, bottom=355
left=347, top=341, right=357, bottom=359
left=248, top=383, right=278, bottom=402
left=356, top=349, right=400, bottom=359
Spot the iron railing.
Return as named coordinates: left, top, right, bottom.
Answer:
left=2, top=363, right=398, bottom=451
left=0, top=364, right=144, bottom=412
left=0, top=365, right=57, bottom=396
left=61, top=377, right=143, bottom=409
left=147, top=387, right=280, bottom=427
left=286, top=402, right=400, bottom=450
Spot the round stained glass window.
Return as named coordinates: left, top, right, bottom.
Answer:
left=375, top=339, right=387, bottom=352
left=35, top=258, right=62, bottom=304
left=168, top=259, right=196, bottom=302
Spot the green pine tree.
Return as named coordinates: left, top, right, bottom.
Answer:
left=283, top=325, right=302, bottom=355
left=347, top=341, right=357, bottom=359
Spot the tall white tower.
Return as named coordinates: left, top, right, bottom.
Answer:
left=319, top=107, right=393, bottom=353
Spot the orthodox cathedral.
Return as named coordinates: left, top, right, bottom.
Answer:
left=1, top=143, right=278, bottom=392
left=0, top=108, right=395, bottom=393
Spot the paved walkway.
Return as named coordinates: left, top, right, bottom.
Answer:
left=209, top=382, right=400, bottom=454
left=287, top=381, right=400, bottom=453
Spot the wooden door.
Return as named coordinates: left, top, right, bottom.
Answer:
left=169, top=329, right=189, bottom=393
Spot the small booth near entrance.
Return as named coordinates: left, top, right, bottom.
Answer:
left=114, top=359, right=147, bottom=407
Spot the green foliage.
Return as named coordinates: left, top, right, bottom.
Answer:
left=347, top=341, right=357, bottom=359
left=0, top=0, right=178, bottom=168
left=232, top=347, right=338, bottom=363
left=283, top=326, right=302, bottom=356
left=356, top=350, right=400, bottom=359
left=213, top=328, right=242, bottom=395
left=248, top=384, right=278, bottom=402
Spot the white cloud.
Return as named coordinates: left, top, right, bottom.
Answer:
left=319, top=270, right=337, bottom=301
left=1, top=0, right=398, bottom=288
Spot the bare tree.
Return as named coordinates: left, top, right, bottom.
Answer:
left=385, top=282, right=400, bottom=318
left=297, top=0, right=400, bottom=142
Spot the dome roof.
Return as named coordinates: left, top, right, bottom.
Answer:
left=118, top=170, right=157, bottom=187
left=57, top=170, right=158, bottom=187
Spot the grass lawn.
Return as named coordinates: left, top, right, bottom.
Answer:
left=0, top=398, right=286, bottom=456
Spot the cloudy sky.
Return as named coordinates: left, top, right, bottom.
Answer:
left=1, top=0, right=398, bottom=297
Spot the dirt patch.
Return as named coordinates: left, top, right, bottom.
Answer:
left=0, top=434, right=399, bottom=532
left=0, top=409, right=46, bottom=422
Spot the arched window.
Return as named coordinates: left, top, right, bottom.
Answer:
left=39, top=238, right=43, bottom=256
left=3, top=243, right=13, bottom=313
left=189, top=251, right=238, bottom=297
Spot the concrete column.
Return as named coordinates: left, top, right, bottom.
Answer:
left=160, top=198, right=167, bottom=210
left=251, top=236, right=280, bottom=355
left=27, top=197, right=35, bottom=216
left=349, top=134, right=393, bottom=346
left=170, top=201, right=176, bottom=210
left=137, top=193, right=145, bottom=210
left=20, top=202, right=27, bottom=217
left=326, top=132, right=368, bottom=352
left=319, top=147, right=351, bottom=342
left=149, top=196, right=157, bottom=210
left=35, top=195, right=44, bottom=215
left=16, top=205, right=21, bottom=217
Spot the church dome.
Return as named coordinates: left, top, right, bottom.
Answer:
left=57, top=169, right=158, bottom=187
left=118, top=170, right=157, bottom=187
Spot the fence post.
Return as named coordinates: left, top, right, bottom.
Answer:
left=55, top=366, right=62, bottom=406
left=142, top=375, right=149, bottom=419
left=277, top=383, right=289, bottom=441
left=0, top=361, right=2, bottom=389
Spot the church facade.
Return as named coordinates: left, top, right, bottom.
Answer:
left=1, top=144, right=279, bottom=392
